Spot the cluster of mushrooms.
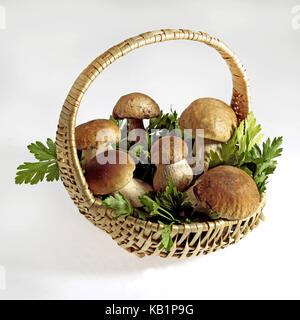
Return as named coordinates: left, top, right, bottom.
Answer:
left=75, top=92, right=260, bottom=221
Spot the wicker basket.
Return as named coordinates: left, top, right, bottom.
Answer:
left=56, top=29, right=266, bottom=258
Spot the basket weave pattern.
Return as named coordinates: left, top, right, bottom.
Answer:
left=56, top=29, right=265, bottom=258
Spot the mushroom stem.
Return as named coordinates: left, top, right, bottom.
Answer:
left=128, top=119, right=145, bottom=132
left=193, top=138, right=222, bottom=171
left=153, top=159, right=193, bottom=192
left=119, top=178, right=153, bottom=207
left=128, top=119, right=147, bottom=144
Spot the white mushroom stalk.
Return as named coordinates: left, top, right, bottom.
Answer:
left=193, top=138, right=223, bottom=171
left=151, top=136, right=193, bottom=192
left=119, top=178, right=153, bottom=207
left=153, top=159, right=193, bottom=192
left=128, top=118, right=145, bottom=132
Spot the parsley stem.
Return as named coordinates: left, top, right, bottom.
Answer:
left=153, top=210, right=173, bottom=222
left=158, top=207, right=176, bottom=221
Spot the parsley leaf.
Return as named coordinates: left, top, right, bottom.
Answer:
left=133, top=208, right=149, bottom=220
left=245, top=137, right=283, bottom=193
left=208, top=112, right=283, bottom=193
left=15, top=139, right=60, bottom=185
left=129, top=144, right=150, bottom=163
left=102, top=192, right=133, bottom=220
left=139, top=180, right=192, bottom=223
left=101, top=180, right=192, bottom=252
left=155, top=179, right=193, bottom=216
left=139, top=194, right=177, bottom=222
left=109, top=115, right=123, bottom=128
left=101, top=191, right=176, bottom=251
left=158, top=221, right=174, bottom=252
left=207, top=209, right=221, bottom=220
left=148, top=107, right=180, bottom=132
left=208, top=112, right=263, bottom=167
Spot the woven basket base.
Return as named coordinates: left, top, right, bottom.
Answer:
left=84, top=194, right=266, bottom=258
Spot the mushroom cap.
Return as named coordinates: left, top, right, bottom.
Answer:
left=179, top=98, right=237, bottom=142
left=193, top=165, right=260, bottom=220
left=85, top=150, right=135, bottom=195
left=113, top=92, right=160, bottom=119
left=75, top=119, right=121, bottom=150
left=151, top=136, right=189, bottom=164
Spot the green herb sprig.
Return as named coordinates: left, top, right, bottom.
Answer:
left=101, top=180, right=192, bottom=252
left=109, top=115, right=123, bottom=128
left=243, top=137, right=283, bottom=193
left=158, top=221, right=175, bottom=252
left=154, top=179, right=193, bottom=216
left=207, top=209, right=221, bottom=220
left=147, top=107, right=180, bottom=132
left=15, top=139, right=60, bottom=185
left=102, top=192, right=133, bottom=220
left=208, top=112, right=263, bottom=167
left=208, top=112, right=283, bottom=193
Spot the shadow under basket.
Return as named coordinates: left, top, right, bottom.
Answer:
left=56, top=29, right=266, bottom=258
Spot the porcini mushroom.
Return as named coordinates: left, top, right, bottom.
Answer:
left=113, top=92, right=160, bottom=133
left=85, top=150, right=153, bottom=207
left=193, top=165, right=260, bottom=220
left=75, top=119, right=121, bottom=165
left=185, top=177, right=203, bottom=212
left=151, top=136, right=193, bottom=192
left=179, top=98, right=237, bottom=170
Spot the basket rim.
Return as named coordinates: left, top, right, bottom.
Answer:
left=93, top=192, right=266, bottom=233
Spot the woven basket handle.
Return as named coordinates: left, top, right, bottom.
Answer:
left=56, top=29, right=250, bottom=213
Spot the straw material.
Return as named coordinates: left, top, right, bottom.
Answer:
left=56, top=29, right=265, bottom=258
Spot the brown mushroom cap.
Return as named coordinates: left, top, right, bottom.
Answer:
left=85, top=150, right=135, bottom=195
left=151, top=136, right=189, bottom=164
left=75, top=119, right=121, bottom=150
left=179, top=98, right=237, bottom=142
left=113, top=92, right=160, bottom=119
left=193, top=165, right=260, bottom=220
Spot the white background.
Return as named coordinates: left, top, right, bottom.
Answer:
left=0, top=0, right=299, bottom=300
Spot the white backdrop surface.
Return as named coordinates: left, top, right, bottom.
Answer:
left=0, top=0, right=299, bottom=299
